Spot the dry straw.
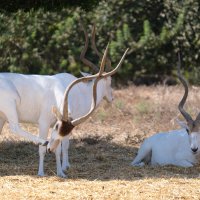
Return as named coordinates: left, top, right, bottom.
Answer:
left=0, top=86, right=200, bottom=199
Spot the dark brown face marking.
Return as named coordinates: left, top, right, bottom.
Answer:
left=58, top=120, right=75, bottom=137
left=188, top=121, right=200, bottom=133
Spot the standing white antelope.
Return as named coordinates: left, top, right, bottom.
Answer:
left=131, top=54, right=200, bottom=167
left=0, top=23, right=128, bottom=177
left=47, top=25, right=128, bottom=177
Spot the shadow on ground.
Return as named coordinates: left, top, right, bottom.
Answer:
left=0, top=137, right=200, bottom=180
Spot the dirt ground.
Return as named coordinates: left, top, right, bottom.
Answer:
left=1, top=85, right=200, bottom=200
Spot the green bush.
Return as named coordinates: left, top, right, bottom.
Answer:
left=0, top=0, right=101, bottom=12
left=0, top=0, right=200, bottom=85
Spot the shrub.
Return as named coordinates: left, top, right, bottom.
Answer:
left=0, top=0, right=199, bottom=85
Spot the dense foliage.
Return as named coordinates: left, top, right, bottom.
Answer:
left=0, top=0, right=101, bottom=12
left=0, top=0, right=199, bottom=85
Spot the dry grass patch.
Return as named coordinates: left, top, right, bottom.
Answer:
left=1, top=85, right=200, bottom=199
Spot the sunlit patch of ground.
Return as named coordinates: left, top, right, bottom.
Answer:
left=1, top=85, right=200, bottom=199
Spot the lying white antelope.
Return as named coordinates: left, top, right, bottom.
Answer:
left=0, top=23, right=128, bottom=177
left=131, top=54, right=200, bottom=167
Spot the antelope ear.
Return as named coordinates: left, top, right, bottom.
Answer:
left=52, top=106, right=62, bottom=121
left=176, top=119, right=189, bottom=130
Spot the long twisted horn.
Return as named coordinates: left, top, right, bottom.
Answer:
left=91, top=25, right=112, bottom=71
left=71, top=76, right=99, bottom=126
left=70, top=43, right=111, bottom=125
left=99, top=43, right=109, bottom=75
left=62, top=74, right=100, bottom=121
left=101, top=48, right=129, bottom=78
left=177, top=52, right=194, bottom=123
left=80, top=23, right=99, bottom=73
left=62, top=43, right=111, bottom=121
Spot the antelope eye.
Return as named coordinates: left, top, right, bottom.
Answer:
left=55, top=124, right=59, bottom=130
left=186, top=128, right=189, bottom=135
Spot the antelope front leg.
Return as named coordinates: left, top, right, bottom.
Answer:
left=38, top=120, right=50, bottom=176
left=55, top=143, right=67, bottom=178
left=38, top=145, right=47, bottom=176
left=61, top=136, right=70, bottom=171
left=173, top=160, right=194, bottom=168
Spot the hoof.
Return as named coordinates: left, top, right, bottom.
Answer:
left=57, top=172, right=67, bottom=178
left=62, top=164, right=70, bottom=171
left=131, top=162, right=145, bottom=167
left=38, top=172, right=47, bottom=177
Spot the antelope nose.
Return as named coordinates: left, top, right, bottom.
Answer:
left=191, top=147, right=198, bottom=153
